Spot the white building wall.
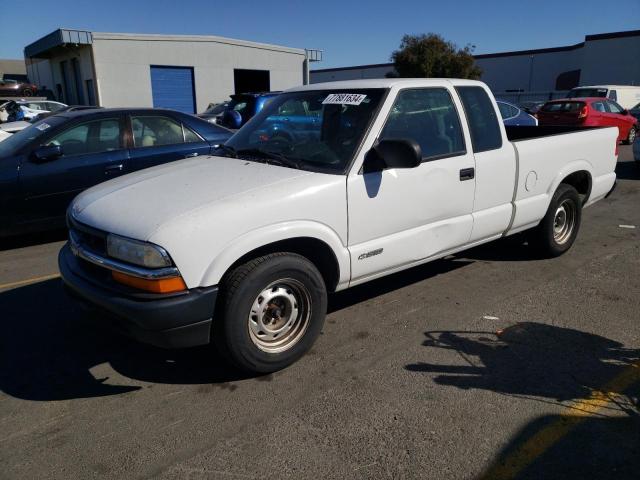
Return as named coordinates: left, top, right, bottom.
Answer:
left=26, top=58, right=54, bottom=90
left=91, top=34, right=306, bottom=111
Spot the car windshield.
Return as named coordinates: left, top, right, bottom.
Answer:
left=203, top=103, right=228, bottom=115
left=567, top=88, right=608, bottom=98
left=221, top=88, right=387, bottom=174
left=0, top=116, right=65, bottom=157
left=632, top=102, right=640, bottom=110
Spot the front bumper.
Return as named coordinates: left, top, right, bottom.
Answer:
left=59, top=243, right=217, bottom=348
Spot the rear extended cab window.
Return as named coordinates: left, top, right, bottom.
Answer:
left=455, top=86, right=502, bottom=152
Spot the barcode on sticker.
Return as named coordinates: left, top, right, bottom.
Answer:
left=322, top=93, right=367, bottom=105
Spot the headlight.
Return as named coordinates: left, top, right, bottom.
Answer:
left=106, top=234, right=171, bottom=268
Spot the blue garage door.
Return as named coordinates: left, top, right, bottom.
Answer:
left=150, top=66, right=196, bottom=114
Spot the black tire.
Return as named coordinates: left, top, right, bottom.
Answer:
left=22, top=89, right=33, bottom=97
left=214, top=252, right=327, bottom=373
left=530, top=183, right=582, bottom=257
left=624, top=127, right=636, bottom=145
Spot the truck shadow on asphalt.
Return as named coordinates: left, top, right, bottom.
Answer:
left=614, top=158, right=640, bottom=181
left=0, top=240, right=619, bottom=403
left=406, top=323, right=639, bottom=479
left=0, top=228, right=67, bottom=252
left=0, top=279, right=256, bottom=401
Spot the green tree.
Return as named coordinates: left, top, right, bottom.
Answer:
left=390, top=33, right=482, bottom=79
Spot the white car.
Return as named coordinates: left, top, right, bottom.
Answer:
left=0, top=129, right=11, bottom=142
left=18, top=100, right=67, bottom=120
left=568, top=85, right=640, bottom=110
left=0, top=120, right=31, bottom=133
left=59, top=79, right=618, bottom=373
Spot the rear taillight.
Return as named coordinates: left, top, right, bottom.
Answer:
left=578, top=105, right=589, bottom=119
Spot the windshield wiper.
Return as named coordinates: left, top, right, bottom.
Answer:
left=214, top=144, right=238, bottom=158
left=236, top=148, right=301, bottom=170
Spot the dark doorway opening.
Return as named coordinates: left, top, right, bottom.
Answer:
left=234, top=69, right=270, bottom=94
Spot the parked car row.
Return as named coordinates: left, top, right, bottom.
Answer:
left=199, top=92, right=280, bottom=129
left=0, top=108, right=232, bottom=236
left=0, top=78, right=38, bottom=97
left=537, top=97, right=637, bottom=144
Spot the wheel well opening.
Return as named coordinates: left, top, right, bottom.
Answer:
left=227, top=238, right=341, bottom=292
left=561, top=170, right=592, bottom=204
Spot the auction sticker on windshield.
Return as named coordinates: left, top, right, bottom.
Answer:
left=322, top=93, right=367, bottom=105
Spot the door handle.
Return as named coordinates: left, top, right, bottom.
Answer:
left=459, top=168, right=475, bottom=181
left=104, top=164, right=123, bottom=174
left=184, top=152, right=199, bottom=158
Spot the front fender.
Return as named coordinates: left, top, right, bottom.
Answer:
left=199, top=220, right=351, bottom=289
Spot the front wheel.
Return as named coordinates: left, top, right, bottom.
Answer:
left=214, top=253, right=327, bottom=373
left=530, top=184, right=582, bottom=257
left=624, top=126, right=636, bottom=145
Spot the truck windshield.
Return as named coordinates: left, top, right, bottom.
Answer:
left=221, top=88, right=387, bottom=174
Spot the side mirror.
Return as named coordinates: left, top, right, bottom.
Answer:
left=621, top=109, right=629, bottom=116
left=363, top=138, right=422, bottom=173
left=33, top=144, right=62, bottom=162
left=221, top=110, right=243, bottom=129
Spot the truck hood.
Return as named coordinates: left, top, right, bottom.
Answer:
left=72, top=155, right=313, bottom=241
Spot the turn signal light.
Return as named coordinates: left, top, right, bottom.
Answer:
left=111, top=271, right=187, bottom=293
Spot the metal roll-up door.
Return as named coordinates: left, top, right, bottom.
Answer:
left=150, top=66, right=196, bottom=114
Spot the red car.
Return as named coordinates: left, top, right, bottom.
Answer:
left=0, top=78, right=38, bottom=97
left=538, top=97, right=637, bottom=144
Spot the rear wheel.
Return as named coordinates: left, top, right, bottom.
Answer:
left=21, top=89, right=33, bottom=97
left=530, top=184, right=582, bottom=257
left=625, top=126, right=636, bottom=145
left=214, top=253, right=327, bottom=373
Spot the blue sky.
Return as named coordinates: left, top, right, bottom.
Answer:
left=2, top=0, right=639, bottom=68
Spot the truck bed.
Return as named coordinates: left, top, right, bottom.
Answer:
left=506, top=125, right=618, bottom=235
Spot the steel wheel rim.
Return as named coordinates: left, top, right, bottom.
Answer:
left=553, top=199, right=576, bottom=245
left=248, top=278, right=311, bottom=353
left=629, top=128, right=636, bottom=144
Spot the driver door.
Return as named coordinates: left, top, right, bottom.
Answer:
left=347, top=87, right=476, bottom=283
left=17, top=115, right=129, bottom=227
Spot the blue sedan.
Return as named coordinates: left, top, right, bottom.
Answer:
left=497, top=100, right=538, bottom=126
left=0, top=108, right=231, bottom=237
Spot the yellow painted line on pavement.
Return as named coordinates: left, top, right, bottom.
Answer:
left=0, top=273, right=60, bottom=291
left=479, top=360, right=640, bottom=480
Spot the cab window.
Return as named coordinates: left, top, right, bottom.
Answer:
left=380, top=88, right=466, bottom=160
left=132, top=116, right=186, bottom=147
left=605, top=101, right=623, bottom=114
left=456, top=86, right=502, bottom=153
left=47, top=118, right=122, bottom=156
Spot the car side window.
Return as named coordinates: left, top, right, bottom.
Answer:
left=46, top=118, right=122, bottom=156
left=131, top=116, right=185, bottom=147
left=606, top=101, right=623, bottom=114
left=380, top=88, right=466, bottom=160
left=183, top=124, right=202, bottom=143
left=455, top=86, right=503, bottom=153
left=592, top=102, right=606, bottom=112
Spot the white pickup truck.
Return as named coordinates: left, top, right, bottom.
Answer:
left=59, top=79, right=617, bottom=372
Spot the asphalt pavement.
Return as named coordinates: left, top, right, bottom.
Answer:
left=0, top=146, right=638, bottom=479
